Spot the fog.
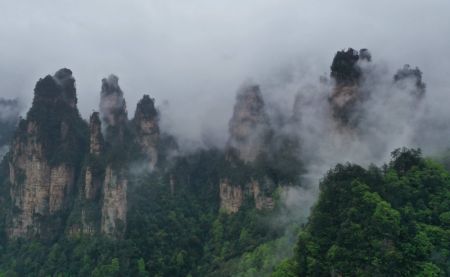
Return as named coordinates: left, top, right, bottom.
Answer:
left=1, top=1, right=450, bottom=151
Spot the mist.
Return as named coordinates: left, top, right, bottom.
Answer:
left=1, top=1, right=449, bottom=152
left=2, top=0, right=450, bottom=215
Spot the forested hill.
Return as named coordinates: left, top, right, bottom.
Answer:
left=273, top=148, right=450, bottom=276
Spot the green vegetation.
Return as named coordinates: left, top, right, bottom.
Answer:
left=0, top=148, right=294, bottom=276
left=25, top=75, right=88, bottom=167
left=2, top=147, right=449, bottom=276
left=278, top=148, right=450, bottom=276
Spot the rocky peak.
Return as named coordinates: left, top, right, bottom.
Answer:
left=329, top=48, right=371, bottom=128
left=54, top=68, right=77, bottom=108
left=7, top=69, right=86, bottom=239
left=134, top=95, right=158, bottom=122
left=133, top=95, right=159, bottom=170
left=228, top=82, right=270, bottom=162
left=29, top=69, right=78, bottom=113
left=330, top=48, right=369, bottom=86
left=99, top=74, right=127, bottom=129
left=394, top=64, right=426, bottom=98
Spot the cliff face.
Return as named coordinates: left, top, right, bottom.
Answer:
left=84, top=112, right=104, bottom=201
left=219, top=180, right=244, bottom=213
left=219, top=179, right=274, bottom=214
left=101, top=166, right=127, bottom=237
left=7, top=69, right=86, bottom=239
left=228, top=83, right=270, bottom=163
left=75, top=76, right=130, bottom=238
left=133, top=95, right=159, bottom=171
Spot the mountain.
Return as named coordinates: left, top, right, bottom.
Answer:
left=0, top=48, right=448, bottom=276
left=0, top=66, right=297, bottom=276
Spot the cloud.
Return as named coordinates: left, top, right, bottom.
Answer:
left=0, top=1, right=449, bottom=150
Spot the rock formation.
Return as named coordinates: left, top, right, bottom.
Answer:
left=219, top=179, right=274, bottom=214
left=101, top=166, right=127, bottom=237
left=329, top=48, right=371, bottom=128
left=219, top=180, right=244, bottom=213
left=99, top=74, right=128, bottom=142
left=227, top=82, right=270, bottom=163
left=97, top=75, right=130, bottom=238
left=84, top=112, right=104, bottom=201
left=133, top=95, right=159, bottom=170
left=7, top=69, right=87, bottom=239
left=394, top=64, right=426, bottom=98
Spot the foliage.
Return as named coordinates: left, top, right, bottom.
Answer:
left=0, top=148, right=294, bottom=276
left=282, top=148, right=450, bottom=276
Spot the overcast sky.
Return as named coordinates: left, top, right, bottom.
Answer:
left=1, top=0, right=450, bottom=147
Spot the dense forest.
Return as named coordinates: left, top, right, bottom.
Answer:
left=1, top=144, right=450, bottom=276
left=274, top=148, right=450, bottom=276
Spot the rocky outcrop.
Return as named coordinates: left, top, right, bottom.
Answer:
left=133, top=95, right=159, bottom=170
left=329, top=48, right=371, bottom=128
left=249, top=180, right=274, bottom=210
left=101, top=166, right=127, bottom=237
left=227, top=82, right=270, bottom=162
left=7, top=69, right=85, bottom=239
left=54, top=68, right=77, bottom=109
left=219, top=180, right=244, bottom=213
left=99, top=75, right=128, bottom=143
left=219, top=179, right=274, bottom=214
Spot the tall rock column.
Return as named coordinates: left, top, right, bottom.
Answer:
left=67, top=112, right=105, bottom=236
left=329, top=48, right=371, bottom=128
left=227, top=82, right=270, bottom=163
left=133, top=95, right=160, bottom=171
left=99, top=74, right=129, bottom=238
left=99, top=74, right=128, bottom=143
left=8, top=68, right=87, bottom=239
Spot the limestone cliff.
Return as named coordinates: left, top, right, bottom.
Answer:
left=249, top=180, right=274, bottom=211
left=84, top=112, right=104, bottom=201
left=133, top=95, right=159, bottom=171
left=219, top=180, right=244, bottom=213
left=227, top=82, right=270, bottom=163
left=7, top=69, right=87, bottom=239
left=101, top=166, right=127, bottom=237
left=219, top=179, right=274, bottom=214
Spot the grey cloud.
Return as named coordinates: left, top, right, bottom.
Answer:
left=0, top=1, right=449, bottom=162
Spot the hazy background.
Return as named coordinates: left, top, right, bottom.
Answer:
left=1, top=0, right=450, bottom=149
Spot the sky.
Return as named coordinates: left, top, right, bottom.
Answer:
left=1, top=0, right=450, bottom=148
